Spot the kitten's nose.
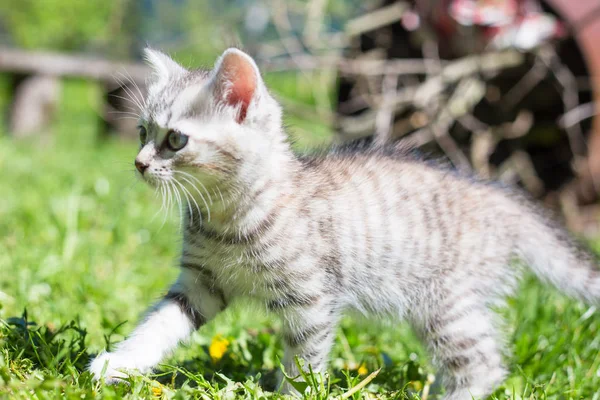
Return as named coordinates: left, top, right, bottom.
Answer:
left=135, top=160, right=149, bottom=175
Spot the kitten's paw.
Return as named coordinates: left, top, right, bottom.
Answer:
left=89, top=352, right=130, bottom=384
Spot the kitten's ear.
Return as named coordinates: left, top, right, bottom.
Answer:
left=211, top=48, right=260, bottom=124
left=143, top=48, right=186, bottom=83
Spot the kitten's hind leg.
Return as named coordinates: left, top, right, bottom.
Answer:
left=275, top=299, right=339, bottom=394
left=419, top=299, right=507, bottom=400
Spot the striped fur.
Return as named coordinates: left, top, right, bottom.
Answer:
left=89, top=48, right=600, bottom=399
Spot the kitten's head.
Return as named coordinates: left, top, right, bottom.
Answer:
left=134, top=48, right=284, bottom=189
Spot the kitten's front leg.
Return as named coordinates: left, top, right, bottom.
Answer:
left=89, top=274, right=226, bottom=383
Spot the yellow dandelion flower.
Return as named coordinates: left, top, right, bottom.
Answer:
left=357, top=363, right=368, bottom=376
left=151, top=386, right=162, bottom=397
left=209, top=334, right=230, bottom=362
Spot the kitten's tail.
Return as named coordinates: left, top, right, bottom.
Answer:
left=516, top=207, right=600, bottom=303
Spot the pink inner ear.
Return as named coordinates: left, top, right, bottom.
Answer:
left=218, top=52, right=257, bottom=123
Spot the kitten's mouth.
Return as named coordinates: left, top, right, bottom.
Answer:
left=136, top=167, right=174, bottom=188
left=135, top=171, right=161, bottom=187
left=142, top=175, right=164, bottom=188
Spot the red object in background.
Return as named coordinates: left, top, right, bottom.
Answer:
left=443, top=0, right=566, bottom=49
left=449, top=0, right=518, bottom=26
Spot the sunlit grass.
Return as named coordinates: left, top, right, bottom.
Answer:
left=1, top=81, right=600, bottom=398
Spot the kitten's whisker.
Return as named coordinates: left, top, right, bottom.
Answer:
left=123, top=69, right=147, bottom=109
left=175, top=173, right=211, bottom=222
left=114, top=74, right=146, bottom=112
left=215, top=186, right=225, bottom=206
left=112, top=76, right=143, bottom=111
left=107, top=96, right=141, bottom=114
left=107, top=159, right=136, bottom=166
left=108, top=109, right=141, bottom=118
left=178, top=176, right=211, bottom=222
left=152, top=183, right=166, bottom=223
left=172, top=178, right=194, bottom=226
left=117, top=179, right=140, bottom=206
left=161, top=181, right=173, bottom=229
left=114, top=116, right=142, bottom=121
left=107, top=109, right=140, bottom=118
left=171, top=180, right=184, bottom=232
left=196, top=180, right=214, bottom=206
left=173, top=170, right=205, bottom=188
left=107, top=106, right=141, bottom=120
left=174, top=170, right=215, bottom=211
left=118, top=70, right=146, bottom=109
left=169, top=180, right=178, bottom=229
left=115, top=82, right=145, bottom=114
left=159, top=183, right=167, bottom=213
left=173, top=178, right=202, bottom=225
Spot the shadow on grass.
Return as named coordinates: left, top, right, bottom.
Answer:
left=3, top=310, right=90, bottom=375
left=152, top=358, right=435, bottom=398
left=2, top=310, right=280, bottom=391
left=153, top=356, right=281, bottom=392
left=2, top=310, right=437, bottom=398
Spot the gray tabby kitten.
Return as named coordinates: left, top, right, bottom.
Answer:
left=89, top=48, right=600, bottom=399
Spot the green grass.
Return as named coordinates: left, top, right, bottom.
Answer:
left=1, top=81, right=600, bottom=399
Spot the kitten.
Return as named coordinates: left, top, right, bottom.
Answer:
left=89, top=48, right=600, bottom=399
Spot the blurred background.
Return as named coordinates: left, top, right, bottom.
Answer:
left=2, top=0, right=600, bottom=231
left=2, top=1, right=600, bottom=398
left=2, top=0, right=600, bottom=227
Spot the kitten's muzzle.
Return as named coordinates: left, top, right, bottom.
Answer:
left=135, top=160, right=149, bottom=175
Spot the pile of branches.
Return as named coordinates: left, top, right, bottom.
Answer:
left=250, top=0, right=597, bottom=230
left=336, top=44, right=589, bottom=197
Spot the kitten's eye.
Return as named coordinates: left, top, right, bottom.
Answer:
left=138, top=126, right=147, bottom=144
left=166, top=130, right=188, bottom=151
